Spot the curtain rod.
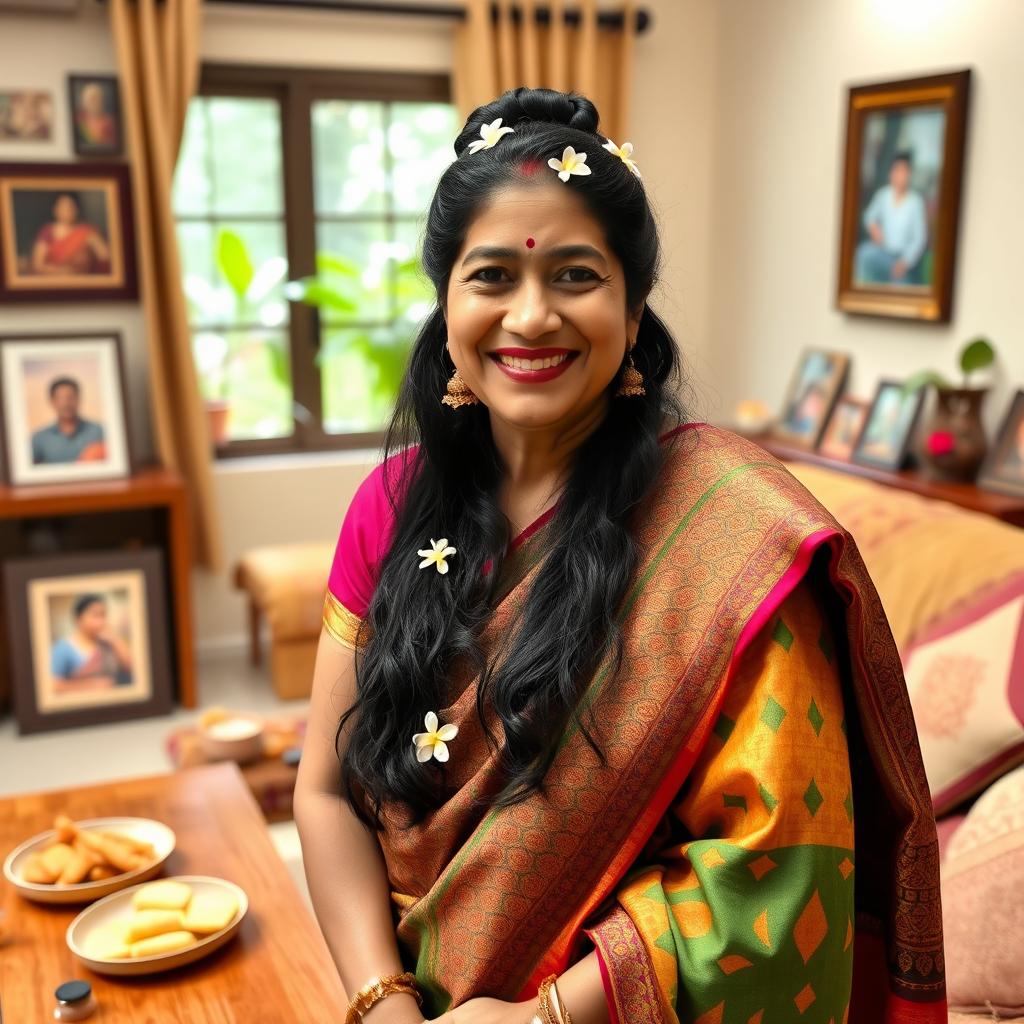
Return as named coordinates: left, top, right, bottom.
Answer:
left=202, top=1, right=651, bottom=34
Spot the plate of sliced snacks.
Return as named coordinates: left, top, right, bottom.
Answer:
left=67, top=875, right=248, bottom=976
left=3, top=815, right=175, bottom=904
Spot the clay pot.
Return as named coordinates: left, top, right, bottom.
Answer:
left=919, top=387, right=988, bottom=482
left=206, top=399, right=230, bottom=447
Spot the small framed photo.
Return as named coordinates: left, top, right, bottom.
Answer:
left=68, top=74, right=123, bottom=157
left=0, top=331, right=133, bottom=486
left=771, top=349, right=850, bottom=448
left=852, top=380, right=925, bottom=471
left=837, top=70, right=971, bottom=323
left=0, top=161, right=138, bottom=303
left=978, top=390, right=1024, bottom=498
left=819, top=397, right=869, bottom=461
left=3, top=549, right=173, bottom=735
left=0, top=90, right=54, bottom=141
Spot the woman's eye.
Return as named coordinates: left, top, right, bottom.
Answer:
left=558, top=267, right=599, bottom=284
left=471, top=267, right=510, bottom=284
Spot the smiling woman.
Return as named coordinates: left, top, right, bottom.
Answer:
left=294, top=87, right=946, bottom=1024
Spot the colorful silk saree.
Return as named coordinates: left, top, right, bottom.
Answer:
left=322, top=424, right=946, bottom=1023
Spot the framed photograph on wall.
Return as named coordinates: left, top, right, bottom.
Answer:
left=852, top=380, right=925, bottom=471
left=0, top=161, right=137, bottom=303
left=3, top=549, right=173, bottom=735
left=0, top=90, right=54, bottom=141
left=0, top=331, right=133, bottom=486
left=68, top=74, right=123, bottom=157
left=771, top=349, right=850, bottom=449
left=836, top=69, right=971, bottom=323
left=819, top=396, right=869, bottom=461
left=978, top=390, right=1024, bottom=498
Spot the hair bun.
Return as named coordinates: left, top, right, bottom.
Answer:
left=455, top=87, right=600, bottom=155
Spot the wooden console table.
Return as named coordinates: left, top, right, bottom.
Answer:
left=743, top=430, right=1024, bottom=528
left=0, top=467, right=198, bottom=707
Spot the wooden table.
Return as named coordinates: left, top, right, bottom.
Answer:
left=0, top=763, right=346, bottom=1021
left=0, top=466, right=198, bottom=707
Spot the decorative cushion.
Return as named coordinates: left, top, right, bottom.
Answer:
left=783, top=462, right=1024, bottom=655
left=902, top=572, right=1024, bottom=815
left=943, top=763, right=1024, bottom=1016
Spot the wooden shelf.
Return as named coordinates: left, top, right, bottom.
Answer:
left=0, top=466, right=197, bottom=707
left=741, top=431, right=1024, bottom=528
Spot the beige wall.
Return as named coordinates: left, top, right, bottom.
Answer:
left=707, top=0, right=1023, bottom=431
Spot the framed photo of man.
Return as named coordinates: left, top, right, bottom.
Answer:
left=0, top=162, right=137, bottom=303
left=0, top=331, right=133, bottom=486
left=68, top=74, right=123, bottom=157
left=978, top=390, right=1024, bottom=498
left=3, top=549, right=173, bottom=735
left=836, top=70, right=970, bottom=323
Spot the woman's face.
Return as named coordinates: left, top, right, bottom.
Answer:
left=76, top=601, right=107, bottom=638
left=444, top=182, right=640, bottom=433
left=53, top=194, right=79, bottom=224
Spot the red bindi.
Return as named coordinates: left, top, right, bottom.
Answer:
left=526, top=237, right=536, bottom=249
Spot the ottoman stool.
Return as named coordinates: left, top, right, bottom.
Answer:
left=233, top=542, right=334, bottom=700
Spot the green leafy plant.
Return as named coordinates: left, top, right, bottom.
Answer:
left=903, top=336, right=997, bottom=395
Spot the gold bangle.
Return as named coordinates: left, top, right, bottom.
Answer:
left=549, top=979, right=573, bottom=1024
left=344, top=971, right=421, bottom=1024
left=536, top=975, right=561, bottom=1024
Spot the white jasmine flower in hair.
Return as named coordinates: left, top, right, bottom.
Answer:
left=418, top=537, right=457, bottom=574
left=602, top=138, right=642, bottom=178
left=412, top=711, right=459, bottom=763
left=548, top=146, right=591, bottom=183
left=467, top=118, right=515, bottom=154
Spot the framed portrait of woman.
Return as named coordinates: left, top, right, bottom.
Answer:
left=0, top=162, right=138, bottom=303
left=978, top=390, right=1024, bottom=498
left=0, top=331, right=134, bottom=486
left=771, top=349, right=850, bottom=449
left=68, top=74, right=123, bottom=157
left=852, top=380, right=925, bottom=471
left=3, top=549, right=173, bottom=735
left=836, top=70, right=970, bottom=323
left=818, top=396, right=869, bottom=461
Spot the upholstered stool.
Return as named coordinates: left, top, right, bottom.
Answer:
left=233, top=542, right=334, bottom=700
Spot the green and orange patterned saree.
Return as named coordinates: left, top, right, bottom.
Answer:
left=323, top=424, right=946, bottom=1023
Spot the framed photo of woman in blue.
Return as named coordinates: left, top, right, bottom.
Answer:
left=3, top=549, right=172, bottom=734
left=836, top=70, right=970, bottom=323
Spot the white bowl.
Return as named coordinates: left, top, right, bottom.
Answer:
left=3, top=817, right=176, bottom=905
left=66, top=875, right=248, bottom=976
left=197, top=714, right=265, bottom=764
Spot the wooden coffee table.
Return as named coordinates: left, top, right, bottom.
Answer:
left=0, top=763, right=346, bottom=1021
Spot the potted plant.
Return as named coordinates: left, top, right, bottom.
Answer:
left=904, top=336, right=996, bottom=482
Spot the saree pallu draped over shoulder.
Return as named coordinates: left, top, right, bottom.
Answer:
left=374, top=424, right=946, bottom=1023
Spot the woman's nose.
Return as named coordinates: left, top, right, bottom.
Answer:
left=501, top=280, right=562, bottom=340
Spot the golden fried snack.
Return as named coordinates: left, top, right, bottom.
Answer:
left=39, top=842, right=75, bottom=879
left=57, top=847, right=97, bottom=885
left=99, top=830, right=155, bottom=859
left=76, top=830, right=144, bottom=873
left=21, top=852, right=54, bottom=884
left=54, top=814, right=78, bottom=844
left=88, top=864, right=118, bottom=882
left=129, top=930, right=197, bottom=958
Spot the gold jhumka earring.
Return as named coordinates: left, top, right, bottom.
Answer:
left=616, top=342, right=645, bottom=397
left=441, top=368, right=480, bottom=408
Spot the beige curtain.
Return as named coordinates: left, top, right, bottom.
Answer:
left=454, top=0, right=637, bottom=142
left=109, top=0, right=222, bottom=570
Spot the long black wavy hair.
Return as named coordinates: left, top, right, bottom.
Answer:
left=338, top=87, right=687, bottom=828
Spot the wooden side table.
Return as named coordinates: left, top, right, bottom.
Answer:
left=0, top=467, right=198, bottom=707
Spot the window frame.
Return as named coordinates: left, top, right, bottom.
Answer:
left=189, top=63, right=451, bottom=458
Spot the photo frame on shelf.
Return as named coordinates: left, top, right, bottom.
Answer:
left=978, top=390, right=1024, bottom=498
left=836, top=69, right=970, bottom=323
left=0, top=331, right=134, bottom=487
left=818, top=396, right=870, bottom=461
left=3, top=549, right=173, bottom=735
left=68, top=74, right=123, bottom=158
left=852, top=379, right=926, bottom=471
left=0, top=89, right=54, bottom=141
left=771, top=349, right=850, bottom=449
left=0, top=161, right=137, bottom=303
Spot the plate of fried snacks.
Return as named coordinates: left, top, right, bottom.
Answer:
left=3, top=815, right=175, bottom=904
left=67, top=876, right=248, bottom=976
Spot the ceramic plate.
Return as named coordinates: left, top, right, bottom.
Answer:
left=66, top=875, right=248, bottom=976
left=3, top=817, right=175, bottom=904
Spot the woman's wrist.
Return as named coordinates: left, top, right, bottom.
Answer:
left=360, top=991, right=423, bottom=1024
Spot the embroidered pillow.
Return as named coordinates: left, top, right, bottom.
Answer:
left=942, top=763, right=1024, bottom=1016
left=902, top=572, right=1024, bottom=815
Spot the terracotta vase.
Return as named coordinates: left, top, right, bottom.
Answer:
left=919, top=387, right=988, bottom=482
left=206, top=399, right=230, bottom=448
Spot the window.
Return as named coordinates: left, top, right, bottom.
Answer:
left=172, top=66, right=456, bottom=455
